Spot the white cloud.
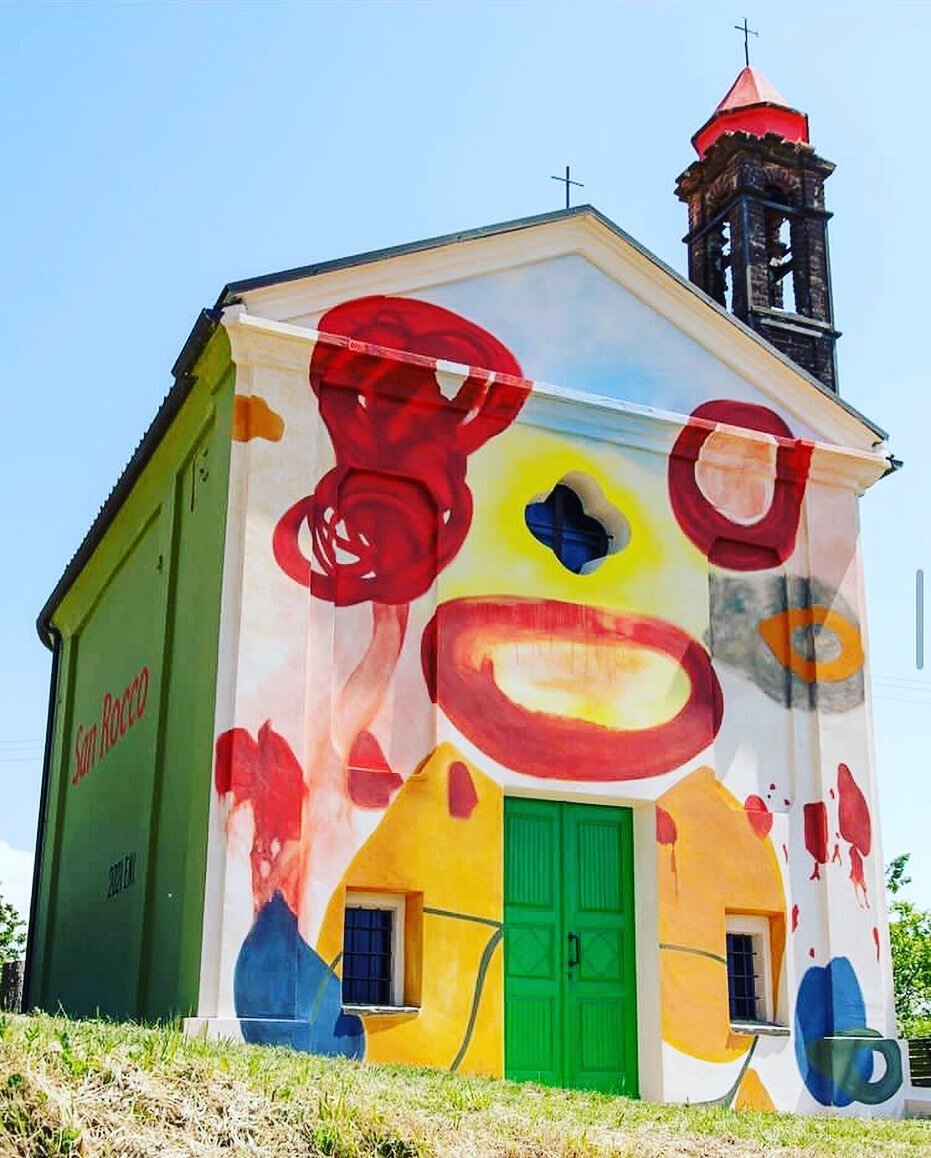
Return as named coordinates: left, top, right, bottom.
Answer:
left=0, top=840, right=34, bottom=927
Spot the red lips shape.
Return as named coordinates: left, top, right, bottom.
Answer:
left=422, top=597, right=723, bottom=781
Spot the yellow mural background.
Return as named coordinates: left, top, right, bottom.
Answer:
left=656, top=767, right=786, bottom=1064
left=318, top=743, right=504, bottom=1074
left=443, top=425, right=709, bottom=637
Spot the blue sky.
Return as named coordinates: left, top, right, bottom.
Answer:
left=1, top=0, right=928, bottom=921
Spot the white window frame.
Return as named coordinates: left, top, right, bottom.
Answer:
left=342, top=891, right=405, bottom=1009
left=725, top=913, right=774, bottom=1026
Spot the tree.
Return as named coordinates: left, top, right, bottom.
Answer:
left=886, top=854, right=931, bottom=1038
left=0, top=887, right=26, bottom=963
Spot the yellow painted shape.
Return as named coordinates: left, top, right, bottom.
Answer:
left=317, top=743, right=504, bottom=1075
left=734, top=1068, right=776, bottom=1112
left=757, top=605, right=864, bottom=684
left=657, top=767, right=786, bottom=1064
left=232, top=394, right=285, bottom=442
left=441, top=425, right=709, bottom=643
left=488, top=637, right=690, bottom=729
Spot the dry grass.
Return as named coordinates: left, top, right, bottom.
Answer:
left=1, top=1013, right=930, bottom=1156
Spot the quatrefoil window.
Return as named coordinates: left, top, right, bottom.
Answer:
left=524, top=474, right=629, bottom=575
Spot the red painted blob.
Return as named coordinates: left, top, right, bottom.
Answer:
left=744, top=794, right=773, bottom=839
left=273, top=296, right=527, bottom=605
left=656, top=806, right=679, bottom=886
left=347, top=731, right=403, bottom=809
left=422, top=597, right=723, bottom=782
left=447, top=761, right=479, bottom=819
left=804, top=801, right=828, bottom=880
left=214, top=723, right=304, bottom=843
left=792, top=904, right=799, bottom=932
left=214, top=722, right=307, bottom=912
left=656, top=806, right=678, bottom=846
left=873, top=927, right=881, bottom=961
left=838, top=762, right=871, bottom=857
left=667, top=400, right=812, bottom=570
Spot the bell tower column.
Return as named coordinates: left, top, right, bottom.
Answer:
left=676, top=67, right=840, bottom=393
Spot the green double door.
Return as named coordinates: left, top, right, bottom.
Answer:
left=504, top=799, right=638, bottom=1096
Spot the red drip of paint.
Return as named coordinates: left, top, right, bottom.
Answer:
left=347, top=730, right=403, bottom=809
left=872, top=926, right=881, bottom=962
left=744, top=794, right=773, bottom=838
left=782, top=843, right=789, bottom=863
left=832, top=843, right=842, bottom=865
left=656, top=806, right=679, bottom=885
left=850, top=845, right=869, bottom=908
left=447, top=760, right=479, bottom=819
left=792, top=904, right=799, bottom=932
left=837, top=762, right=871, bottom=856
left=809, top=947, right=816, bottom=958
left=804, top=801, right=828, bottom=879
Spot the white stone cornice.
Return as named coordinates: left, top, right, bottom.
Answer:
left=524, top=379, right=890, bottom=493
left=222, top=307, right=891, bottom=495
left=221, top=306, right=316, bottom=373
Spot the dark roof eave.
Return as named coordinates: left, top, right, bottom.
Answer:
left=35, top=308, right=222, bottom=649
left=216, top=205, right=599, bottom=304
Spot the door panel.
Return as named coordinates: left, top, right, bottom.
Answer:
left=564, top=805, right=638, bottom=1094
left=504, top=801, right=563, bottom=1085
left=504, top=799, right=638, bottom=1095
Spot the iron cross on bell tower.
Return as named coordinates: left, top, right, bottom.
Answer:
left=734, top=17, right=758, bottom=67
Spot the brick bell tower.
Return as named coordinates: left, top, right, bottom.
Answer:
left=676, top=68, right=840, bottom=392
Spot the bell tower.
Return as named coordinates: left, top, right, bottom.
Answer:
left=676, top=68, right=840, bottom=392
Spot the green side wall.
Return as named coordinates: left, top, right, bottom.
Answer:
left=28, top=330, right=234, bottom=1021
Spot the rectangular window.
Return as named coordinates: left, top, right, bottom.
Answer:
left=725, top=914, right=774, bottom=1025
left=342, top=892, right=404, bottom=1008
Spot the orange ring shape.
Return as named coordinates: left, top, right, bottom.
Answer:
left=422, top=597, right=723, bottom=781
left=757, top=605, right=864, bottom=684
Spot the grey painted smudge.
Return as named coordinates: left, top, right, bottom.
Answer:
left=708, top=574, right=864, bottom=713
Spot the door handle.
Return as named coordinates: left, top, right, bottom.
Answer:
left=568, top=932, right=581, bottom=969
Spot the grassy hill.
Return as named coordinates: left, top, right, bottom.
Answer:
left=1, top=1013, right=930, bottom=1156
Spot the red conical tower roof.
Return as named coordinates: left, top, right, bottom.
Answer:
left=692, top=66, right=809, bottom=159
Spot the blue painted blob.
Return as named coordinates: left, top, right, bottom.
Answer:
left=795, top=956, right=870, bottom=1107
left=234, top=892, right=364, bottom=1058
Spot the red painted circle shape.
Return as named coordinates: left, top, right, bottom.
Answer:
left=668, top=400, right=812, bottom=570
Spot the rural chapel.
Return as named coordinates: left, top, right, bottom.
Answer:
left=26, top=66, right=905, bottom=1115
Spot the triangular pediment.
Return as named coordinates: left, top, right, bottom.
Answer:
left=225, top=208, right=885, bottom=454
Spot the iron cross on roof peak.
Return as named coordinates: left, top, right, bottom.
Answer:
left=735, top=17, right=758, bottom=68
left=551, top=165, right=584, bottom=210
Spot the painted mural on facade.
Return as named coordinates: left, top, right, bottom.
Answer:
left=205, top=277, right=899, bottom=1115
